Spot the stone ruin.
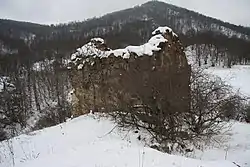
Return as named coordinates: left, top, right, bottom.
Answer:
left=68, top=26, right=191, bottom=116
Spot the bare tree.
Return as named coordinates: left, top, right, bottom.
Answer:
left=185, top=67, right=244, bottom=138
left=110, top=64, right=245, bottom=153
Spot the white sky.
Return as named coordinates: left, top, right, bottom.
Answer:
left=0, top=0, right=249, bottom=26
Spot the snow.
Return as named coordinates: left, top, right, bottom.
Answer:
left=73, top=41, right=108, bottom=59
left=113, top=34, right=167, bottom=57
left=70, top=27, right=169, bottom=68
left=125, top=37, right=165, bottom=56
left=206, top=65, right=250, bottom=96
left=71, top=53, right=77, bottom=60
left=90, top=37, right=105, bottom=44
left=148, top=34, right=168, bottom=45
left=77, top=63, right=84, bottom=70
left=0, top=114, right=244, bottom=167
left=152, top=26, right=178, bottom=37
left=111, top=48, right=130, bottom=58
left=77, top=34, right=167, bottom=59
left=189, top=121, right=250, bottom=167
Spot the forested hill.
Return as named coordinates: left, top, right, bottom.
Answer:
left=1, top=1, right=250, bottom=71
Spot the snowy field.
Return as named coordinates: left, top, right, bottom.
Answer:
left=192, top=121, right=250, bottom=167
left=1, top=114, right=249, bottom=167
left=206, top=65, right=250, bottom=96
left=186, top=46, right=250, bottom=97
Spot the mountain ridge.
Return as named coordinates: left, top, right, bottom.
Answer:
left=1, top=1, right=250, bottom=37
left=0, top=1, right=250, bottom=70
left=1, top=1, right=249, bottom=29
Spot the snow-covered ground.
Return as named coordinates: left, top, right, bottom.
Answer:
left=1, top=114, right=247, bottom=167
left=192, top=121, right=250, bottom=167
left=206, top=65, right=250, bottom=96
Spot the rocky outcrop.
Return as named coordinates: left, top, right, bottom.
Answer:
left=68, top=26, right=191, bottom=116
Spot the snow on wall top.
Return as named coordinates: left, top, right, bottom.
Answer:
left=70, top=26, right=177, bottom=69
left=152, top=26, right=178, bottom=37
left=90, top=38, right=105, bottom=44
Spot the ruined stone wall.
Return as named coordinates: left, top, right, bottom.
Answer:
left=68, top=27, right=191, bottom=116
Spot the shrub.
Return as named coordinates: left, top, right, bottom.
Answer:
left=33, top=104, right=71, bottom=131
left=244, top=105, right=250, bottom=123
left=110, top=67, right=245, bottom=153
left=186, top=68, right=245, bottom=138
left=0, top=129, right=7, bottom=141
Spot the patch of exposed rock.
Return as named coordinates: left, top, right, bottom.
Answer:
left=68, top=26, right=191, bottom=116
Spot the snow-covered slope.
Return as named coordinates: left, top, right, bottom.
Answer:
left=0, top=114, right=246, bottom=167
left=206, top=65, right=250, bottom=96
left=191, top=121, right=250, bottom=167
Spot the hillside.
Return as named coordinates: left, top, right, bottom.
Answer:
left=1, top=1, right=250, bottom=72
left=0, top=114, right=249, bottom=167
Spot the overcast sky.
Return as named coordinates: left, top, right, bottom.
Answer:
left=0, top=0, right=249, bottom=26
